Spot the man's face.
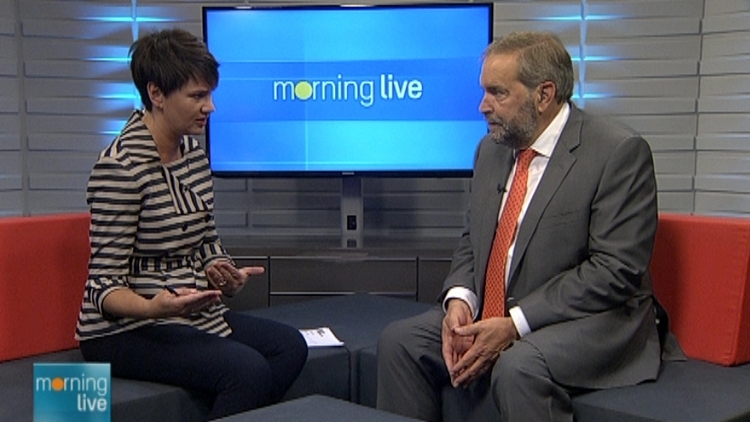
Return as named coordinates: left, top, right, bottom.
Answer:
left=478, top=53, right=538, bottom=149
left=161, top=78, right=215, bottom=136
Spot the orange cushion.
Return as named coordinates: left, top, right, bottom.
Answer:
left=0, top=213, right=90, bottom=362
left=651, top=213, right=750, bottom=366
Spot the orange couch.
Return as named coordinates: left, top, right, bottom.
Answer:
left=0, top=213, right=90, bottom=362
left=651, top=213, right=750, bottom=366
left=3, top=211, right=750, bottom=367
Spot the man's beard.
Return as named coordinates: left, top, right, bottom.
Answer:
left=486, top=98, right=537, bottom=150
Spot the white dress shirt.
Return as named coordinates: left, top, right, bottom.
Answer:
left=444, top=102, right=571, bottom=337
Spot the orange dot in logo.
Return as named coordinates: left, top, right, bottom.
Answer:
left=51, top=377, right=65, bottom=391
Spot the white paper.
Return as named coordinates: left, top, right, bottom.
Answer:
left=300, top=327, right=345, bottom=347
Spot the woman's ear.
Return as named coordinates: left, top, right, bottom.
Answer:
left=147, top=82, right=164, bottom=110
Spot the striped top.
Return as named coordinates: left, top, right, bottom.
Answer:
left=76, top=110, right=232, bottom=341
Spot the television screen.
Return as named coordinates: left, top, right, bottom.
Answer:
left=202, top=3, right=493, bottom=177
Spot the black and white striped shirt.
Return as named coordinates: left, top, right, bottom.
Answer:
left=76, top=110, right=232, bottom=341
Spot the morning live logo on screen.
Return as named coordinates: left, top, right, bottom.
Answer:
left=217, top=58, right=483, bottom=122
left=34, top=363, right=111, bottom=422
left=273, top=71, right=423, bottom=109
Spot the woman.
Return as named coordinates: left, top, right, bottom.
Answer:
left=75, top=28, right=307, bottom=420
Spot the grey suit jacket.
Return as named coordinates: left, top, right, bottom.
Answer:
left=441, top=104, right=662, bottom=389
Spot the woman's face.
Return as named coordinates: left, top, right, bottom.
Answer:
left=161, top=78, right=215, bottom=136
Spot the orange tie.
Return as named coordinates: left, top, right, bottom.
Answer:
left=482, top=149, right=535, bottom=319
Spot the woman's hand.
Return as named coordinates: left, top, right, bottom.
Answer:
left=150, top=288, right=222, bottom=318
left=205, top=260, right=265, bottom=297
left=102, top=287, right=222, bottom=319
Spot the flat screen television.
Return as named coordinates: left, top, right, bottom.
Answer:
left=202, top=3, right=494, bottom=178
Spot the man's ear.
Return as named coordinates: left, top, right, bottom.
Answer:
left=536, top=81, right=557, bottom=113
left=147, top=82, right=164, bottom=110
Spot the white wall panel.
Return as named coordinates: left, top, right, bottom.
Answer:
left=5, top=0, right=750, bottom=227
left=0, top=174, right=22, bottom=191
left=616, top=115, right=697, bottom=134
left=27, top=189, right=86, bottom=213
left=656, top=174, right=693, bottom=191
left=699, top=114, right=750, bottom=133
left=699, top=96, right=750, bottom=113
left=653, top=151, right=696, bottom=175
left=658, top=192, right=695, bottom=211
left=700, top=75, right=750, bottom=95
left=25, top=60, right=129, bottom=80
left=586, top=37, right=701, bottom=60
left=583, top=0, right=701, bottom=218
left=0, top=152, right=22, bottom=174
left=26, top=98, right=132, bottom=115
left=704, top=0, right=749, bottom=15
left=589, top=1, right=703, bottom=18
left=646, top=135, right=695, bottom=152
left=26, top=152, right=97, bottom=174
left=587, top=18, right=699, bottom=39
left=701, top=57, right=750, bottom=75
left=696, top=134, right=750, bottom=151
left=0, top=191, right=24, bottom=216
left=0, top=115, right=20, bottom=133
left=696, top=152, right=750, bottom=174
left=0, top=98, right=18, bottom=113
left=585, top=60, right=697, bottom=79
left=28, top=133, right=113, bottom=152
left=0, top=134, right=20, bottom=151
left=695, top=192, right=750, bottom=214
left=702, top=13, right=750, bottom=33
left=28, top=173, right=89, bottom=190
left=584, top=78, right=698, bottom=97
left=696, top=175, right=750, bottom=193
left=14, top=1, right=134, bottom=215
left=0, top=60, right=17, bottom=77
left=0, top=0, right=20, bottom=213
left=584, top=98, right=695, bottom=115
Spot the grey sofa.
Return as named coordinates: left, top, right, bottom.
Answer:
left=4, top=293, right=750, bottom=422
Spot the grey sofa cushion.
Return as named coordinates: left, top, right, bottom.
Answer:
left=0, top=348, right=209, bottom=422
left=214, top=394, right=422, bottom=422
left=573, top=359, right=750, bottom=422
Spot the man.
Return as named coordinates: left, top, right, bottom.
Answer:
left=377, top=31, right=680, bottom=422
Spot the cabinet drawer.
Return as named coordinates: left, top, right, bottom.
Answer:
left=270, top=256, right=417, bottom=297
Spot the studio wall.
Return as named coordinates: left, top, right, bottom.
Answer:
left=0, top=0, right=748, bottom=240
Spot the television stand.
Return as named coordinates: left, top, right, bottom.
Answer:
left=341, top=175, right=364, bottom=248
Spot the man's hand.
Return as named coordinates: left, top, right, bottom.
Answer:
left=448, top=316, right=518, bottom=387
left=442, top=300, right=475, bottom=384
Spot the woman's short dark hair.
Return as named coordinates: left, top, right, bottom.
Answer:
left=129, top=28, right=219, bottom=111
left=484, top=31, right=574, bottom=104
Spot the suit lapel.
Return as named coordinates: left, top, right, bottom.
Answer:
left=507, top=106, right=583, bottom=290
